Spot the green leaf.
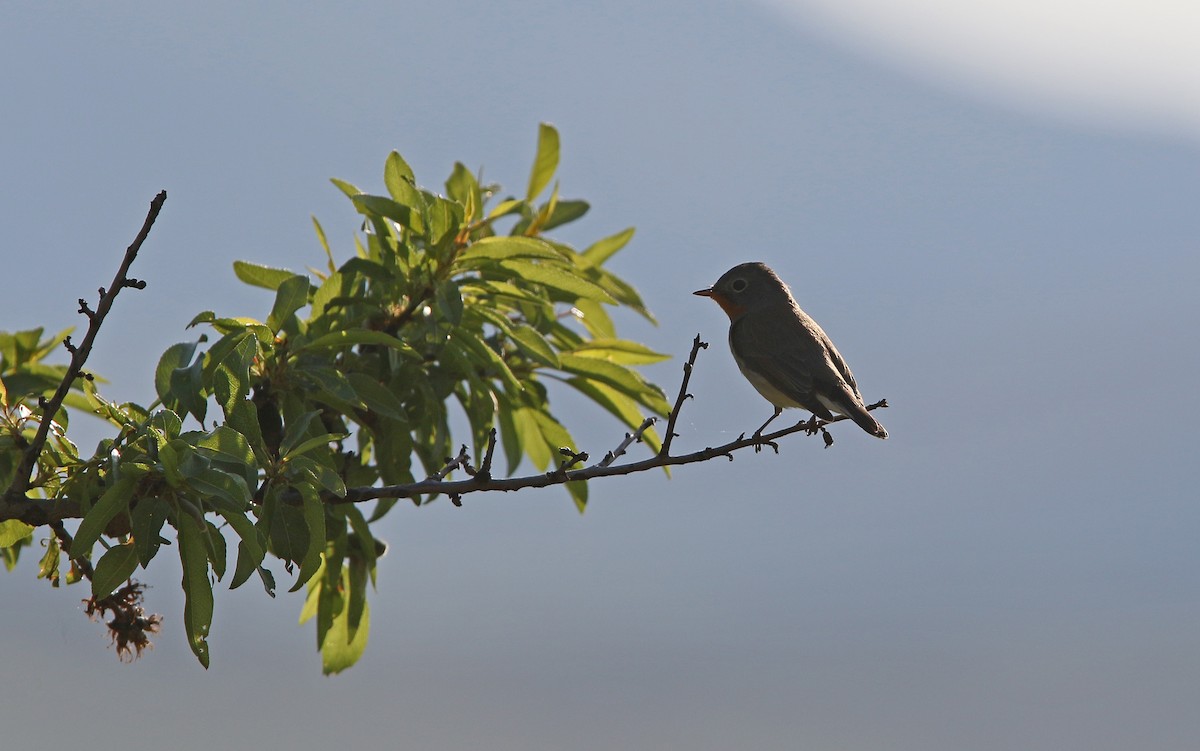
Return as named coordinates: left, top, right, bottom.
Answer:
left=178, top=513, right=214, bottom=668
left=510, top=325, right=560, bottom=368
left=342, top=505, right=379, bottom=586
left=289, top=455, right=347, bottom=497
left=278, top=410, right=322, bottom=457
left=38, top=534, right=60, bottom=585
left=513, top=407, right=551, bottom=470
left=445, top=161, right=481, bottom=220
left=224, top=510, right=267, bottom=590
left=302, top=365, right=363, bottom=409
left=526, top=122, right=560, bottom=203
left=352, top=194, right=425, bottom=235
left=226, top=400, right=270, bottom=466
left=581, top=227, right=636, bottom=267
left=73, top=473, right=143, bottom=557
left=424, top=193, right=464, bottom=248
left=92, top=542, right=139, bottom=599
left=233, top=261, right=299, bottom=291
left=290, top=483, right=326, bottom=592
left=569, top=338, right=671, bottom=364
left=293, top=329, right=419, bottom=358
left=320, top=565, right=371, bottom=675
left=267, top=274, right=312, bottom=333
left=570, top=298, right=616, bottom=339
left=452, top=330, right=521, bottom=393
left=498, top=260, right=615, bottom=303
left=130, top=496, right=170, bottom=567
left=205, top=520, right=228, bottom=581
left=496, top=397, right=522, bottom=475
left=154, top=340, right=201, bottom=405
left=454, top=236, right=561, bottom=265
left=189, top=466, right=252, bottom=508
left=148, top=409, right=183, bottom=442
left=346, top=373, right=407, bottom=422
left=434, top=280, right=463, bottom=326
left=329, top=177, right=362, bottom=198
left=268, top=500, right=308, bottom=565
left=563, top=377, right=662, bottom=455
left=282, top=432, right=345, bottom=462
left=557, top=354, right=670, bottom=414
left=212, top=335, right=257, bottom=414
left=487, top=198, right=524, bottom=220
left=593, top=270, right=656, bottom=323
left=192, top=425, right=258, bottom=496
left=539, top=199, right=590, bottom=231
left=312, top=216, right=334, bottom=272
left=168, top=356, right=207, bottom=424
left=0, top=519, right=34, bottom=548
left=384, top=150, right=416, bottom=193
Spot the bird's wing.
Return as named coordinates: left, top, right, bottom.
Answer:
left=730, top=305, right=837, bottom=418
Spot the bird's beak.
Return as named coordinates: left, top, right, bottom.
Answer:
left=693, top=286, right=744, bottom=319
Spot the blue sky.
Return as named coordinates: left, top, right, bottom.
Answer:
left=3, top=2, right=1199, bottom=749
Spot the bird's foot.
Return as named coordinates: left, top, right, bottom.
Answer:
left=750, top=429, right=779, bottom=454
left=799, top=415, right=823, bottom=436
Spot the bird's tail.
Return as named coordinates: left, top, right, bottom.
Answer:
left=847, top=404, right=888, bottom=439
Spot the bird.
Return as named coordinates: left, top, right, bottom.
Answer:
left=694, top=262, right=888, bottom=440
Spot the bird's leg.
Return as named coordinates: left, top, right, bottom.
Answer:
left=752, top=407, right=783, bottom=452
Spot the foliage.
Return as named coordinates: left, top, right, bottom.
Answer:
left=0, top=124, right=670, bottom=673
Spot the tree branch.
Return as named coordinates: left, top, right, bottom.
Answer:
left=0, top=192, right=166, bottom=528
left=331, top=336, right=888, bottom=505
left=3, top=326, right=888, bottom=522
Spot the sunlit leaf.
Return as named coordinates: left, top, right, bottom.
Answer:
left=455, top=235, right=562, bottom=265
left=178, top=514, right=214, bottom=668
left=498, top=260, right=615, bottom=303
left=568, top=338, right=671, bottom=364
left=0, top=519, right=34, bottom=548
left=526, top=122, right=560, bottom=203
left=581, top=227, right=635, bottom=267
left=233, top=261, right=299, bottom=291
left=510, top=325, right=560, bottom=368
left=557, top=354, right=670, bottom=414
left=384, top=150, right=416, bottom=193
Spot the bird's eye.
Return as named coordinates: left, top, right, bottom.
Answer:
left=730, top=278, right=748, bottom=292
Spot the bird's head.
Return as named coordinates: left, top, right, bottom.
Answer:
left=693, top=262, right=791, bottom=319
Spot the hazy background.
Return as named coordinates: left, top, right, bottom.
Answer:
left=3, top=2, right=1198, bottom=749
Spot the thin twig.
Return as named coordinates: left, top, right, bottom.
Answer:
left=598, top=417, right=658, bottom=468
left=477, top=428, right=498, bottom=481
left=326, top=343, right=888, bottom=505
left=430, top=445, right=471, bottom=481
left=658, top=334, right=707, bottom=456
left=550, top=447, right=590, bottom=479
left=1, top=191, right=166, bottom=529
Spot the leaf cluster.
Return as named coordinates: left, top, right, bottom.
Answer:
left=0, top=125, right=669, bottom=672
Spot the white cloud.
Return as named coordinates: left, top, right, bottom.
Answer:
left=758, top=0, right=1200, bottom=140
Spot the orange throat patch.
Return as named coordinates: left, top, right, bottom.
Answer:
left=706, top=292, right=746, bottom=319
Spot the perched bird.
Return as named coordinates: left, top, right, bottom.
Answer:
left=694, top=262, right=887, bottom=439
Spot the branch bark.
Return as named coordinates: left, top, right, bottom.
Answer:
left=0, top=191, right=166, bottom=527
left=330, top=336, right=888, bottom=505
